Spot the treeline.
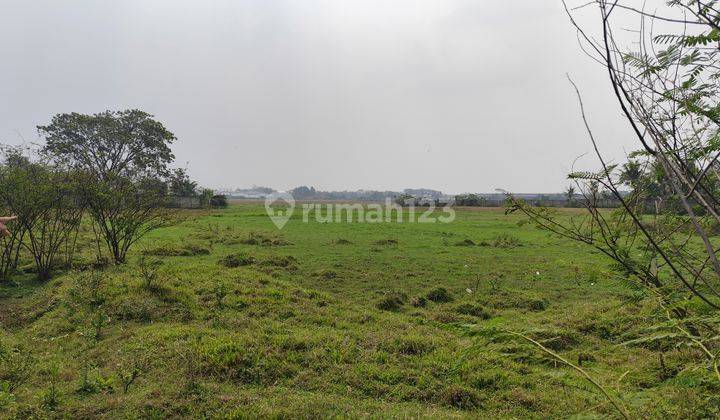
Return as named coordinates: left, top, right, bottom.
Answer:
left=229, top=186, right=445, bottom=201
left=0, top=110, right=213, bottom=282
left=234, top=186, right=625, bottom=208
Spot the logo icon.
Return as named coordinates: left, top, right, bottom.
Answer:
left=265, top=192, right=295, bottom=230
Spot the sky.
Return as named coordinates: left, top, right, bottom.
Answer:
left=0, top=0, right=640, bottom=194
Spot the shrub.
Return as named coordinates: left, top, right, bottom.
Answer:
left=426, top=287, right=453, bottom=303
left=209, top=195, right=228, bottom=208
left=0, top=151, right=85, bottom=280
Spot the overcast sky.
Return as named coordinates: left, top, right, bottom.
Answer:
left=0, top=0, right=638, bottom=193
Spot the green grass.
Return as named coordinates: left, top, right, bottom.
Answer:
left=0, top=205, right=717, bottom=417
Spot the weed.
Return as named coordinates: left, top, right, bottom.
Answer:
left=0, top=343, right=32, bottom=393
left=92, top=311, right=108, bottom=340
left=75, top=366, right=98, bottom=395
left=138, top=255, right=163, bottom=290
left=40, top=364, right=61, bottom=410
left=117, top=363, right=140, bottom=394
left=214, top=283, right=227, bottom=309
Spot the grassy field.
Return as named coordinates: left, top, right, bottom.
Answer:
left=0, top=204, right=716, bottom=418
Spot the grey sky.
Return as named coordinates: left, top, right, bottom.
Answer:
left=0, top=0, right=636, bottom=193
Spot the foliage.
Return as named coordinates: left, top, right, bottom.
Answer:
left=167, top=168, right=197, bottom=198
left=199, top=189, right=214, bottom=208
left=455, top=193, right=486, bottom=207
left=82, top=173, right=172, bottom=264
left=501, top=2, right=720, bottom=410
left=209, top=194, right=228, bottom=208
left=38, top=110, right=177, bottom=264
left=38, top=110, right=175, bottom=180
left=0, top=148, right=84, bottom=280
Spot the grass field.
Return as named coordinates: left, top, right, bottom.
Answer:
left=0, top=204, right=716, bottom=418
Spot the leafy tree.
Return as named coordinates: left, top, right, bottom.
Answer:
left=209, top=195, right=228, bottom=208
left=38, top=110, right=175, bottom=180
left=199, top=189, right=214, bottom=208
left=618, top=160, right=643, bottom=192
left=290, top=186, right=316, bottom=199
left=507, top=2, right=720, bottom=402
left=455, top=194, right=485, bottom=207
left=168, top=168, right=198, bottom=197
left=564, top=185, right=576, bottom=205
left=38, top=110, right=176, bottom=264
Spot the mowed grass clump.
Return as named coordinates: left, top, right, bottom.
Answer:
left=376, top=292, right=406, bottom=311
left=260, top=255, right=297, bottom=268
left=240, top=231, right=292, bottom=246
left=454, top=303, right=492, bottom=319
left=426, top=287, right=453, bottom=303
left=219, top=252, right=256, bottom=267
left=0, top=204, right=713, bottom=418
